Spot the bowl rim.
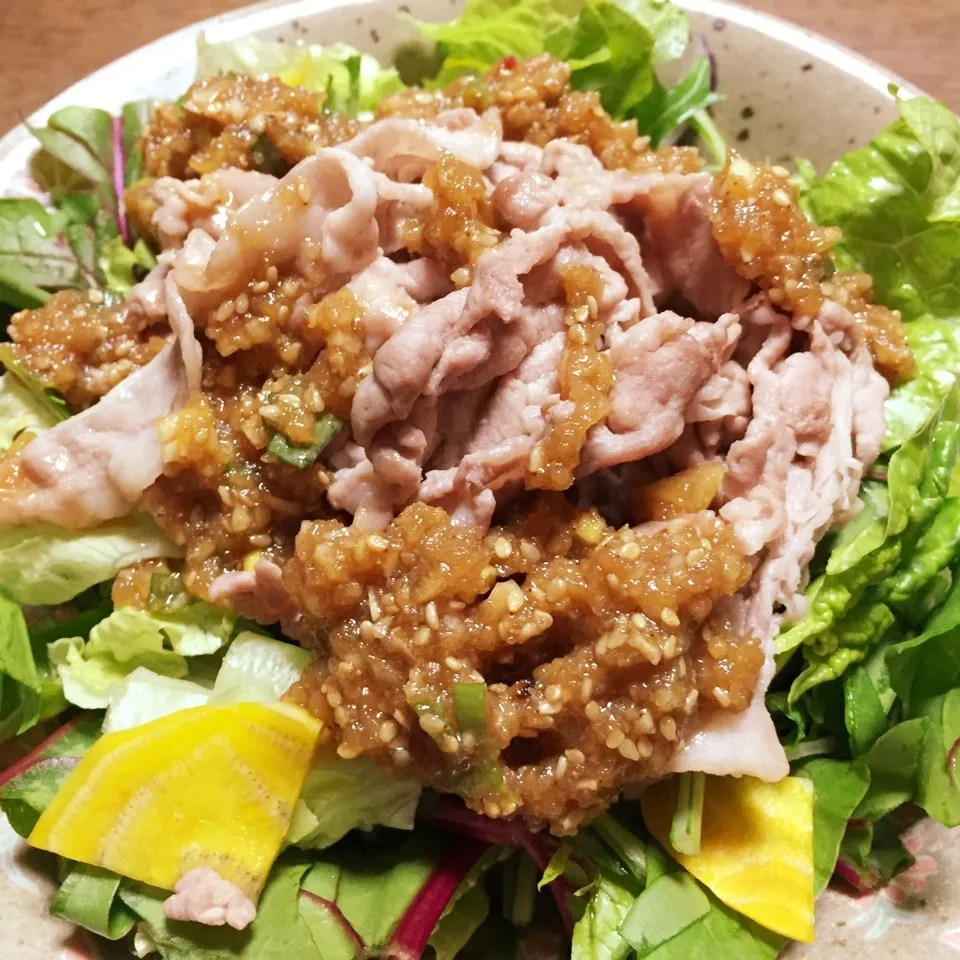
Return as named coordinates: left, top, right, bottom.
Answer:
left=0, top=0, right=922, bottom=172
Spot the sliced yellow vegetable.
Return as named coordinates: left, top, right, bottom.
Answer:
left=30, top=702, right=322, bottom=899
left=641, top=775, right=815, bottom=943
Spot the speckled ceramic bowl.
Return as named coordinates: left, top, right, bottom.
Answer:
left=0, top=2, right=955, bottom=958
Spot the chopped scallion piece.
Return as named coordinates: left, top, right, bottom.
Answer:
left=267, top=412, right=342, bottom=470
left=670, top=771, right=706, bottom=855
left=503, top=853, right=537, bottom=927
left=453, top=681, right=488, bottom=737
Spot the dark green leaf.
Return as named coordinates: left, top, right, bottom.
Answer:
left=631, top=57, right=720, bottom=148
left=50, top=863, right=137, bottom=940
left=914, top=687, right=960, bottom=826
left=853, top=719, right=927, bottom=821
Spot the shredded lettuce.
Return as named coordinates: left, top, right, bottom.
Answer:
left=0, top=372, right=50, bottom=449
left=102, top=667, right=212, bottom=734
left=0, top=516, right=181, bottom=606
left=213, top=631, right=312, bottom=702
left=196, top=34, right=402, bottom=114
left=49, top=602, right=234, bottom=709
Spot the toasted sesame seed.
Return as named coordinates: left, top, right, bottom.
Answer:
left=391, top=746, right=411, bottom=767
left=635, top=736, right=653, bottom=758
left=296, top=179, right=313, bottom=204
left=494, top=536, right=513, bottom=559
left=506, top=586, right=525, bottom=614
left=619, top=542, right=641, bottom=561
left=741, top=249, right=754, bottom=263
left=566, top=748, right=586, bottom=765
left=661, top=607, right=680, bottom=627
left=528, top=446, right=544, bottom=472
left=555, top=755, right=568, bottom=778
left=337, top=743, right=358, bottom=759
left=234, top=293, right=250, bottom=315
left=367, top=534, right=388, bottom=552
left=333, top=706, right=349, bottom=725
left=584, top=701, right=602, bottom=721
left=216, top=299, right=235, bottom=322
left=618, top=738, right=641, bottom=761
left=368, top=589, right=382, bottom=622
left=483, top=799, right=501, bottom=818
left=581, top=677, right=594, bottom=700
left=425, top=601, right=441, bottom=631
left=440, top=734, right=460, bottom=754
left=662, top=635, right=678, bottom=659
left=419, top=714, right=445, bottom=735
left=660, top=716, right=678, bottom=741
left=636, top=711, right=656, bottom=735
left=586, top=295, right=599, bottom=319
left=772, top=188, right=791, bottom=207
left=414, top=626, right=432, bottom=646
left=545, top=684, right=563, bottom=703
left=572, top=304, right=590, bottom=324
left=577, top=779, right=598, bottom=792
left=445, top=656, right=462, bottom=671
left=568, top=323, right=588, bottom=345
left=266, top=265, right=279, bottom=284
left=605, top=728, right=625, bottom=749
left=461, top=731, right=476, bottom=751
left=713, top=686, right=732, bottom=707
left=685, top=690, right=699, bottom=713
left=451, top=266, right=471, bottom=288
left=538, top=701, right=559, bottom=715
left=771, top=164, right=790, bottom=178
left=379, top=720, right=399, bottom=743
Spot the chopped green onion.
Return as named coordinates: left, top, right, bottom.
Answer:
left=592, top=811, right=647, bottom=885
left=147, top=572, right=191, bottom=615
left=267, top=412, right=342, bottom=470
left=250, top=134, right=289, bottom=177
left=453, top=681, right=488, bottom=737
left=503, top=853, right=537, bottom=927
left=670, top=771, right=706, bottom=855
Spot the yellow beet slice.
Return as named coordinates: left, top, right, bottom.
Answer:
left=641, top=774, right=815, bottom=943
left=30, top=702, right=322, bottom=899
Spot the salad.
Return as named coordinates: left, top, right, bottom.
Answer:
left=0, top=0, right=958, bottom=957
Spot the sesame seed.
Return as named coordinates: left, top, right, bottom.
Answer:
left=440, top=734, right=460, bottom=754
left=337, top=743, right=358, bottom=759
left=568, top=324, right=588, bottom=345
left=584, top=701, right=602, bottom=721
left=425, top=602, right=441, bottom=631
left=772, top=188, right=791, bottom=206
left=326, top=689, right=343, bottom=708
left=555, top=755, right=568, bottom=778
left=333, top=706, right=349, bottom=725
left=618, top=738, right=641, bottom=761
left=451, top=266, right=471, bottom=288
left=420, top=714, right=445, bottom=735
left=586, top=295, right=599, bottom=319
left=528, top=446, right=544, bottom=472
left=379, top=720, right=399, bottom=742
left=545, top=684, right=563, bottom=703
left=414, top=626, right=432, bottom=646
left=660, top=716, right=677, bottom=741
left=619, top=542, right=641, bottom=561
left=636, top=711, right=656, bottom=735
left=771, top=164, right=790, bottom=177
left=88, top=288, right=105, bottom=304
left=577, top=779, right=598, bottom=792
left=367, top=534, right=388, bottom=552
left=685, top=690, right=699, bottom=713
left=267, top=265, right=279, bottom=284
left=234, top=293, right=250, bottom=315
left=565, top=748, right=586, bottom=765
left=506, top=586, right=525, bottom=614
left=713, top=686, right=732, bottom=707
left=216, top=300, right=235, bottom=322
left=572, top=304, right=590, bottom=324
left=278, top=304, right=291, bottom=321
left=461, top=731, right=476, bottom=751
left=445, top=656, right=462, bottom=671
left=494, top=536, right=513, bottom=559
left=606, top=574, right=621, bottom=590
left=368, top=589, right=382, bottom=622
left=483, top=799, right=501, bottom=818
left=253, top=280, right=270, bottom=294
left=296, top=179, right=313, bottom=204
left=635, top=736, right=653, bottom=758
left=538, top=701, right=558, bottom=715
left=391, top=746, right=411, bottom=767
left=605, top=728, right=625, bottom=749
left=662, top=635, right=678, bottom=659
left=581, top=677, right=594, bottom=700
left=661, top=607, right=680, bottom=627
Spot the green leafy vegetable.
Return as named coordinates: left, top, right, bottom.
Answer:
left=838, top=819, right=915, bottom=890
left=121, top=100, right=154, bottom=186
left=592, top=810, right=648, bottom=885
left=0, top=515, right=180, bottom=606
left=502, top=853, right=537, bottom=926
left=97, top=235, right=156, bottom=295
left=429, top=880, right=490, bottom=960
left=852, top=719, right=927, bottom=821
left=619, top=871, right=710, bottom=957
left=794, top=758, right=870, bottom=895
left=102, top=667, right=211, bottom=733
left=285, top=757, right=421, bottom=850
left=804, top=97, right=960, bottom=322
left=631, top=56, right=720, bottom=148
left=571, top=871, right=634, bottom=960
left=50, top=601, right=234, bottom=709
left=195, top=35, right=403, bottom=114
left=0, top=198, right=83, bottom=308
left=51, top=863, right=138, bottom=940
left=268, top=413, right=343, bottom=469
left=213, top=631, right=312, bottom=703
left=0, top=372, right=51, bottom=449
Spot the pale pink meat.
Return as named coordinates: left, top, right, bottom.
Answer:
left=163, top=868, right=257, bottom=931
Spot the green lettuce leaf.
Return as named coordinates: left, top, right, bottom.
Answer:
left=213, top=631, right=312, bottom=703
left=97, top=235, right=156, bottom=296
left=102, top=667, right=212, bottom=733
left=286, top=757, right=421, bottom=850
left=50, top=602, right=234, bottom=709
left=913, top=686, right=960, bottom=826
left=429, top=881, right=490, bottom=960
left=852, top=719, right=927, bottom=821
left=571, top=871, right=635, bottom=960
left=804, top=97, right=960, bottom=322
left=0, top=515, right=181, bottom=606
left=0, top=372, right=50, bottom=449
left=195, top=35, right=402, bottom=115
left=0, top=342, right=71, bottom=423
